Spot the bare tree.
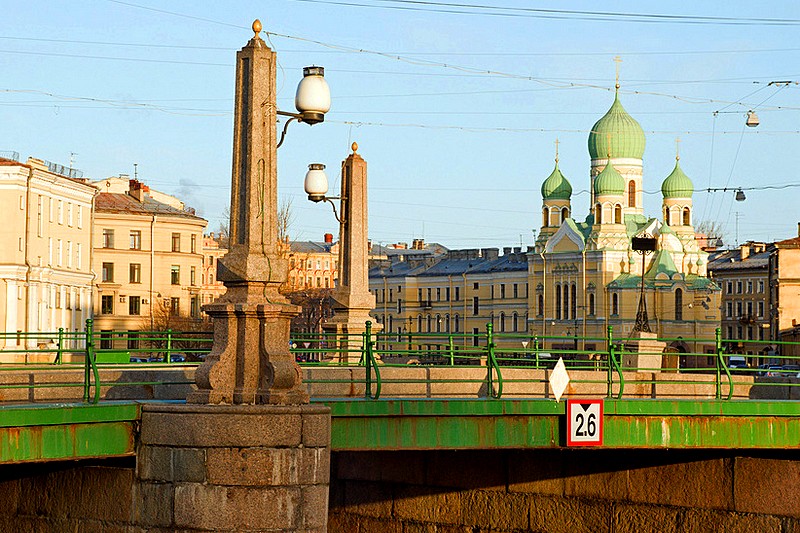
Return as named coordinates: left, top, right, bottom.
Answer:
left=218, top=199, right=293, bottom=251
left=283, top=288, right=334, bottom=334
left=695, top=219, right=727, bottom=247
left=139, top=299, right=212, bottom=361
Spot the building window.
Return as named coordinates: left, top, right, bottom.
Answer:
left=500, top=284, right=506, bottom=299
left=130, top=230, right=142, bottom=250
left=76, top=243, right=82, bottom=270
left=675, top=288, right=683, bottom=321
left=611, top=293, right=619, bottom=316
left=37, top=196, right=43, bottom=237
left=454, top=314, right=460, bottom=333
left=758, top=280, right=764, bottom=293
left=436, top=287, right=441, bottom=301
left=101, top=295, right=113, bottom=315
left=67, top=202, right=73, bottom=226
left=66, top=241, right=72, bottom=268
left=191, top=267, right=196, bottom=286
left=571, top=284, right=577, bottom=319
left=191, top=296, right=200, bottom=318
left=499, top=312, right=505, bottom=333
left=736, top=281, right=743, bottom=294
left=417, top=288, right=423, bottom=302
left=746, top=281, right=753, bottom=294
left=57, top=239, right=63, bottom=266
left=758, top=301, right=764, bottom=317
left=171, top=265, right=180, bottom=285
left=736, top=301, right=743, bottom=317
left=102, top=262, right=114, bottom=282
left=472, top=296, right=479, bottom=316
left=589, top=293, right=595, bottom=316
left=129, top=296, right=141, bottom=316
left=65, top=291, right=71, bottom=310
left=171, top=233, right=180, bottom=252
left=726, top=302, right=732, bottom=318
left=100, top=331, right=113, bottom=350
left=55, top=288, right=62, bottom=309
left=473, top=282, right=479, bottom=290
left=102, top=229, right=114, bottom=248
left=191, top=234, right=197, bottom=254
left=512, top=312, right=518, bottom=332
left=57, top=200, right=63, bottom=223
left=513, top=284, right=518, bottom=298
left=473, top=327, right=480, bottom=347
left=130, top=263, right=141, bottom=284
left=727, top=281, right=733, bottom=294
left=170, top=297, right=180, bottom=316
left=747, top=301, right=753, bottom=316
left=77, top=205, right=83, bottom=228
left=446, top=287, right=451, bottom=301
left=75, top=292, right=81, bottom=311
left=49, top=198, right=54, bottom=222
left=127, top=331, right=140, bottom=350
left=455, top=287, right=460, bottom=301
left=555, top=285, right=562, bottom=320
left=397, top=299, right=402, bottom=314
left=628, top=181, right=636, bottom=207
left=537, top=294, right=544, bottom=317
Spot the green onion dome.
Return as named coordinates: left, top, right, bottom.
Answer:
left=541, top=162, right=572, bottom=200
left=661, top=159, right=694, bottom=199
left=594, top=162, right=625, bottom=196
left=587, top=90, right=646, bottom=160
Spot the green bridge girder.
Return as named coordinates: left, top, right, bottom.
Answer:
left=0, top=399, right=799, bottom=464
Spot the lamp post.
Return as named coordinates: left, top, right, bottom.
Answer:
left=631, top=234, right=657, bottom=333
left=189, top=20, right=330, bottom=405
left=304, top=143, right=379, bottom=363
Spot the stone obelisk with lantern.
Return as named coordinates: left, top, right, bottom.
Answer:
left=322, top=142, right=382, bottom=363
left=134, top=21, right=330, bottom=532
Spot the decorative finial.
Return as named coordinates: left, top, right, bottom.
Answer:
left=613, top=55, right=622, bottom=90
left=351, top=142, right=358, bottom=153
left=252, top=19, right=262, bottom=36
left=554, top=138, right=560, bottom=164
left=675, top=137, right=681, bottom=161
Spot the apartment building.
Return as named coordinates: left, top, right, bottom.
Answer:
left=284, top=234, right=338, bottom=292
left=201, top=233, right=227, bottom=306
left=92, top=178, right=207, bottom=348
left=0, top=155, right=95, bottom=356
left=708, top=242, right=774, bottom=359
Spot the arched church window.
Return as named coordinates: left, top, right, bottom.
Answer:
left=614, top=204, right=622, bottom=224
left=542, top=207, right=548, bottom=227
left=664, top=206, right=670, bottom=226
left=537, top=294, right=544, bottom=317
left=611, top=293, right=619, bottom=316
left=571, top=283, right=577, bottom=319
left=595, top=204, right=602, bottom=224
left=563, top=284, right=570, bottom=320
left=555, top=284, right=562, bottom=320
left=561, top=207, right=569, bottom=223
left=589, top=293, right=595, bottom=316
left=683, top=207, right=691, bottom=226
left=675, top=288, right=683, bottom=321
left=628, top=181, right=636, bottom=207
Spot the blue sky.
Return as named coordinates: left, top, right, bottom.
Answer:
left=3, top=1, right=799, bottom=249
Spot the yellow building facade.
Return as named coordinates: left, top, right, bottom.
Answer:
left=0, top=156, right=95, bottom=355
left=91, top=178, right=207, bottom=348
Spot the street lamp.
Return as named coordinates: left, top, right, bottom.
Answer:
left=277, top=65, right=331, bottom=147
left=189, top=19, right=331, bottom=405
left=304, top=142, right=379, bottom=364
left=631, top=234, right=657, bottom=333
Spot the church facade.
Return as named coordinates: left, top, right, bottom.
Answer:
left=529, top=87, right=722, bottom=362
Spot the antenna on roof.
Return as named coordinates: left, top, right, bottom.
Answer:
left=134, top=163, right=138, bottom=180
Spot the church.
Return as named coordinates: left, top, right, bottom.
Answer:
left=529, top=84, right=722, bottom=362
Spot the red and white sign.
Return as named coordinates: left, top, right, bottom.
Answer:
left=566, top=399, right=603, bottom=446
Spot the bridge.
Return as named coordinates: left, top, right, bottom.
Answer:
left=0, top=325, right=799, bottom=531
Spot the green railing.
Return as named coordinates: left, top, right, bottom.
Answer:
left=0, top=320, right=798, bottom=404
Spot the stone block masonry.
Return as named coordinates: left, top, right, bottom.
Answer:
left=136, top=403, right=331, bottom=532
left=329, top=449, right=800, bottom=532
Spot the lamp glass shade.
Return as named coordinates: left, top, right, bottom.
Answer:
left=304, top=163, right=328, bottom=199
left=295, top=66, right=331, bottom=116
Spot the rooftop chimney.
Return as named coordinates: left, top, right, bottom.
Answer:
left=128, top=179, right=150, bottom=202
left=740, top=244, right=750, bottom=260
left=324, top=233, right=333, bottom=244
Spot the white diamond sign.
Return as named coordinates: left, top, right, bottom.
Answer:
left=549, top=357, right=570, bottom=402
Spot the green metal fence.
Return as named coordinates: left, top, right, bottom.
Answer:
left=0, top=320, right=798, bottom=404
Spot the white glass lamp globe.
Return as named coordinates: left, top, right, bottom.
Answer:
left=304, top=163, right=328, bottom=202
left=295, top=66, right=331, bottom=125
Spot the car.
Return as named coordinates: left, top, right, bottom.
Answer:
left=129, top=356, right=147, bottom=363
left=765, top=365, right=787, bottom=377
left=170, top=354, right=186, bottom=362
